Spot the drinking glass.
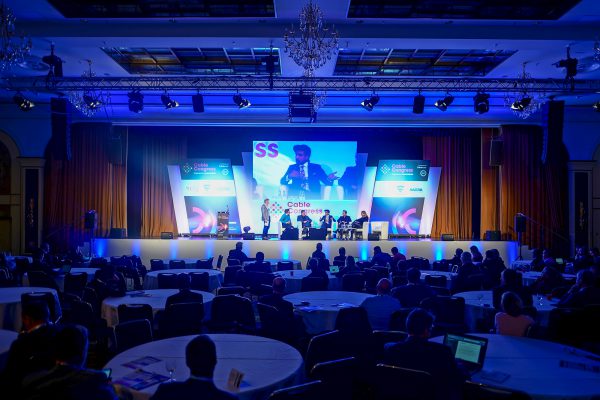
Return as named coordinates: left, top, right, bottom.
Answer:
left=165, top=359, right=177, bottom=381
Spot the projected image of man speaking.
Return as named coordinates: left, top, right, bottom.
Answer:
left=279, top=144, right=339, bottom=199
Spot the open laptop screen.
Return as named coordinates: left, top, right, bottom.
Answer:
left=443, top=333, right=488, bottom=366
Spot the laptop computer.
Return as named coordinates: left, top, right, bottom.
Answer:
left=443, top=333, right=488, bottom=376
left=329, top=265, right=340, bottom=274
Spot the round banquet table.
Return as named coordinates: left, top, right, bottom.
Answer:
left=283, top=291, right=374, bottom=334
left=420, top=270, right=456, bottom=289
left=143, top=269, right=223, bottom=292
left=101, top=289, right=214, bottom=327
left=275, top=270, right=340, bottom=293
left=0, top=329, right=17, bottom=371
left=521, top=271, right=577, bottom=287
left=0, top=287, right=59, bottom=331
left=431, top=334, right=600, bottom=400
left=105, top=334, right=303, bottom=400
left=242, top=259, right=302, bottom=271
left=454, top=291, right=557, bottom=330
left=23, top=267, right=97, bottom=291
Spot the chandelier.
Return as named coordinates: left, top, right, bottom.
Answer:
left=284, top=1, right=339, bottom=77
left=594, top=39, right=600, bottom=62
left=503, top=63, right=546, bottom=119
left=0, top=2, right=32, bottom=71
left=68, top=60, right=110, bottom=117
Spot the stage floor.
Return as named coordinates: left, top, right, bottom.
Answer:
left=94, top=238, right=518, bottom=269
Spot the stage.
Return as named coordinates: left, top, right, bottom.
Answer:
left=93, top=238, right=519, bottom=269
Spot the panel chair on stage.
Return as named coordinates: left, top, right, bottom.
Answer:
left=353, top=222, right=369, bottom=240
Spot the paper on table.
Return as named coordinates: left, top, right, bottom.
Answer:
left=227, top=368, right=245, bottom=390
left=122, top=356, right=162, bottom=369
left=297, top=306, right=322, bottom=312
left=113, top=370, right=169, bottom=390
left=478, top=370, right=510, bottom=383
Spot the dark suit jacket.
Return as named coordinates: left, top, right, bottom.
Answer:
left=151, top=377, right=238, bottom=400
left=311, top=250, right=326, bottom=260
left=22, top=365, right=117, bottom=400
left=391, top=283, right=435, bottom=308
left=371, top=252, right=392, bottom=266
left=228, top=249, right=251, bottom=263
left=384, top=336, right=465, bottom=400
left=558, top=286, right=600, bottom=308
left=280, top=163, right=332, bottom=198
left=244, top=262, right=272, bottom=274
left=492, top=284, right=533, bottom=310
left=258, top=293, right=294, bottom=318
left=165, top=289, right=204, bottom=309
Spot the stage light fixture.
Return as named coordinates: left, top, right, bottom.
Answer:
left=510, top=95, right=532, bottom=112
left=594, top=102, right=600, bottom=112
left=473, top=92, right=490, bottom=114
left=192, top=94, right=205, bottom=113
left=413, top=93, right=425, bottom=114
left=83, top=94, right=102, bottom=110
left=434, top=94, right=454, bottom=111
left=161, top=93, right=179, bottom=109
left=13, top=92, right=35, bottom=111
left=233, top=94, right=251, bottom=109
left=360, top=95, right=379, bottom=111
left=127, top=90, right=144, bottom=113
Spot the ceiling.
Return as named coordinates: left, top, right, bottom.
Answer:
left=2, top=0, right=600, bottom=122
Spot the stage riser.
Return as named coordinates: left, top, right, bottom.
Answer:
left=94, top=239, right=518, bottom=269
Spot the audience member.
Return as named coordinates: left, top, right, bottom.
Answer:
left=529, top=265, right=565, bottom=295
left=492, top=269, right=532, bottom=310
left=589, top=248, right=600, bottom=267
left=244, top=252, right=271, bottom=274
left=448, top=248, right=463, bottom=267
left=306, top=258, right=329, bottom=286
left=470, top=245, right=483, bottom=263
left=480, top=249, right=506, bottom=289
left=573, top=246, right=592, bottom=273
left=311, top=243, right=326, bottom=260
left=258, top=277, right=294, bottom=318
left=391, top=247, right=407, bottom=266
left=542, top=249, right=555, bottom=267
left=228, top=242, right=252, bottom=263
left=371, top=246, right=392, bottom=266
left=22, top=324, right=118, bottom=400
left=452, top=252, right=480, bottom=292
left=391, top=268, right=435, bottom=308
left=384, top=308, right=466, bottom=400
left=151, top=335, right=237, bottom=400
left=2, top=301, right=58, bottom=392
left=337, top=256, right=360, bottom=278
left=495, top=291, right=534, bottom=337
left=557, top=269, right=600, bottom=308
left=360, top=278, right=401, bottom=330
left=530, top=248, right=545, bottom=272
left=165, top=274, right=204, bottom=309
left=333, top=247, right=347, bottom=266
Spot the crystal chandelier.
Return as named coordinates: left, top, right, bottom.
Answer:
left=284, top=0, right=339, bottom=78
left=503, top=63, right=546, bottom=119
left=594, top=39, right=600, bottom=62
left=68, top=60, right=110, bottom=117
left=0, top=2, right=32, bottom=71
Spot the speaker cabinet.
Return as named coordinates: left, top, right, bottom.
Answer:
left=515, top=215, right=526, bottom=233
left=109, top=228, right=126, bottom=238
left=160, top=232, right=174, bottom=239
left=541, top=101, right=564, bottom=164
left=490, top=139, right=503, bottom=167
left=484, top=230, right=501, bottom=241
left=368, top=232, right=381, bottom=241
left=84, top=210, right=97, bottom=230
left=242, top=233, right=255, bottom=240
left=441, top=233, right=454, bottom=241
left=107, top=128, right=123, bottom=165
left=50, top=98, right=72, bottom=161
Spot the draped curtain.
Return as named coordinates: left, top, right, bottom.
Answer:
left=44, top=123, right=127, bottom=249
left=480, top=128, right=500, bottom=234
left=422, top=132, right=473, bottom=239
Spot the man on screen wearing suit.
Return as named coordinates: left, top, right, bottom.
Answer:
left=261, top=198, right=270, bottom=240
left=280, top=144, right=338, bottom=199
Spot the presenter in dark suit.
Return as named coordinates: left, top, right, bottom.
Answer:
left=261, top=198, right=270, bottom=240
left=319, top=209, right=335, bottom=239
left=336, top=210, right=352, bottom=240
left=279, top=144, right=338, bottom=199
left=152, top=335, right=238, bottom=400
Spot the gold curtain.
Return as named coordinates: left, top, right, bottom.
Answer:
left=480, top=127, right=500, bottom=234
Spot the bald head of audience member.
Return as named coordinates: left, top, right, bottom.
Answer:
left=376, top=278, right=392, bottom=295
left=407, top=267, right=421, bottom=284
left=272, top=277, right=286, bottom=295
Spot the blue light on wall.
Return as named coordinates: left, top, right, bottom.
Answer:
left=280, top=242, right=290, bottom=260
left=433, top=242, right=445, bottom=261
left=170, top=240, right=178, bottom=259
left=131, top=241, right=141, bottom=256
left=359, top=242, right=369, bottom=260
left=94, top=240, right=106, bottom=258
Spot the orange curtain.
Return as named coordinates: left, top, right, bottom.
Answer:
left=480, top=128, right=500, bottom=234
left=423, top=133, right=473, bottom=239
left=139, top=133, right=187, bottom=237
left=499, top=125, right=568, bottom=252
left=44, top=123, right=127, bottom=248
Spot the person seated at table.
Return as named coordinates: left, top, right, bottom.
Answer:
left=470, top=245, right=483, bottom=263
left=333, top=247, right=347, bottom=266
left=244, top=252, right=271, bottom=274
left=528, top=248, right=545, bottom=272
left=337, top=256, right=360, bottom=278
left=228, top=242, right=252, bottom=263
left=371, top=246, right=392, bottom=267
left=311, top=243, right=326, bottom=260
left=446, top=248, right=463, bottom=268
left=542, top=249, right=556, bottom=267
left=22, top=324, right=118, bottom=400
left=350, top=211, right=369, bottom=239
left=589, top=248, right=600, bottom=267
left=492, top=269, right=532, bottom=310
left=452, top=252, right=481, bottom=292
left=391, top=268, right=435, bottom=308
left=391, top=247, right=407, bottom=268
left=336, top=210, right=352, bottom=240
left=165, top=274, right=204, bottom=309
left=306, top=258, right=329, bottom=286
left=529, top=264, right=566, bottom=295
left=152, top=335, right=238, bottom=400
left=92, top=264, right=127, bottom=299
left=2, top=301, right=59, bottom=393
left=259, top=277, right=294, bottom=318
left=572, top=246, right=593, bottom=273
left=495, top=291, right=534, bottom=337
left=360, top=278, right=402, bottom=330
left=297, top=210, right=312, bottom=239
left=384, top=308, right=466, bottom=400
left=480, top=249, right=506, bottom=289
left=557, top=269, right=600, bottom=308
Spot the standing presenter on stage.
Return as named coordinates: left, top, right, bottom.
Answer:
left=261, top=198, right=270, bottom=240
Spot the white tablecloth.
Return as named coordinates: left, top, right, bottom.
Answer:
left=143, top=269, right=223, bottom=292
left=23, top=268, right=97, bottom=291
left=420, top=271, right=456, bottom=289
left=432, top=334, right=600, bottom=400
left=454, top=291, right=557, bottom=330
left=105, top=334, right=303, bottom=400
left=521, top=271, right=577, bottom=287
left=275, top=270, right=340, bottom=293
left=0, top=287, right=59, bottom=331
left=511, top=260, right=533, bottom=270
left=242, top=259, right=302, bottom=271
left=284, top=291, right=374, bottom=334
left=101, top=289, right=214, bottom=327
